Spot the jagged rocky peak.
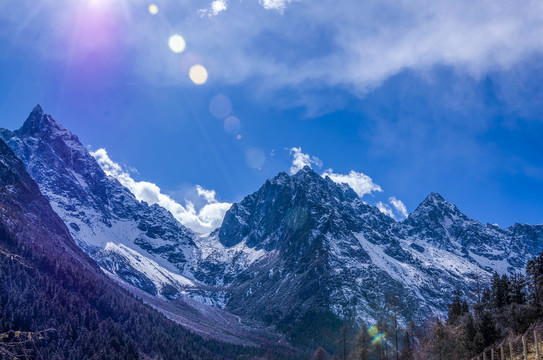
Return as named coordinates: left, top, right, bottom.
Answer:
left=408, top=192, right=467, bottom=222
left=17, top=104, right=70, bottom=138
left=292, top=164, right=322, bottom=180
left=1, top=105, right=198, bottom=299
left=1, top=105, right=105, bottom=198
left=218, top=165, right=388, bottom=250
left=218, top=166, right=328, bottom=249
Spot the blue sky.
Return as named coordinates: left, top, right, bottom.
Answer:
left=0, top=0, right=542, bottom=231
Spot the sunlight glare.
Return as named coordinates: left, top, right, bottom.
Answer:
left=168, top=35, right=186, bottom=53
left=148, top=4, right=159, bottom=14
left=189, top=65, right=208, bottom=85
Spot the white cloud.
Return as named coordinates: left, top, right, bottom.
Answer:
left=199, top=0, right=228, bottom=17
left=376, top=197, right=409, bottom=220
left=322, top=169, right=383, bottom=198
left=5, top=0, right=543, bottom=113
left=390, top=196, right=408, bottom=219
left=288, top=148, right=408, bottom=218
left=376, top=201, right=395, bottom=219
left=200, top=0, right=292, bottom=16
left=259, top=0, right=294, bottom=12
left=90, top=148, right=231, bottom=234
left=196, top=185, right=217, bottom=203
left=289, top=147, right=383, bottom=198
left=135, top=0, right=543, bottom=111
left=289, top=147, right=323, bottom=174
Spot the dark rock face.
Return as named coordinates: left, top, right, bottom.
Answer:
left=1, top=106, right=198, bottom=298
left=0, top=137, right=96, bottom=271
left=219, top=167, right=393, bottom=251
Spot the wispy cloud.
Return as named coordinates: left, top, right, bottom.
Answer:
left=259, top=0, right=294, bottom=12
left=376, top=197, right=409, bottom=220
left=159, top=0, right=543, bottom=106
left=199, top=0, right=228, bottom=17
left=6, top=0, right=542, bottom=111
left=287, top=148, right=409, bottom=218
left=376, top=201, right=395, bottom=219
left=322, top=169, right=382, bottom=198
left=289, top=147, right=323, bottom=174
left=90, top=148, right=231, bottom=233
left=288, top=147, right=381, bottom=197
left=390, top=196, right=408, bottom=219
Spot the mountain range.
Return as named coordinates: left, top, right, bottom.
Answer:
left=0, top=123, right=295, bottom=359
left=1, top=105, right=542, bottom=350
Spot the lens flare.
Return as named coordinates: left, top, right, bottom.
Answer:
left=209, top=94, right=232, bottom=119
left=245, top=148, right=265, bottom=169
left=189, top=64, right=208, bottom=85
left=168, top=35, right=186, bottom=53
left=371, top=332, right=386, bottom=345
left=368, top=325, right=386, bottom=345
left=224, top=116, right=241, bottom=134
left=148, top=4, right=159, bottom=14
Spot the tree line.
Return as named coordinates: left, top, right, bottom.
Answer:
left=314, top=250, right=543, bottom=360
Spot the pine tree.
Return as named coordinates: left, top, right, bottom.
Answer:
left=461, top=299, right=469, bottom=314
left=446, top=290, right=463, bottom=325
left=311, top=347, right=330, bottom=360
left=481, top=287, right=492, bottom=311
left=509, top=272, right=527, bottom=305
left=350, top=325, right=370, bottom=360
left=388, top=294, right=401, bottom=360
left=477, top=310, right=497, bottom=349
left=526, top=253, right=543, bottom=307
left=460, top=313, right=477, bottom=356
left=490, top=272, right=509, bottom=309
left=399, top=328, right=413, bottom=360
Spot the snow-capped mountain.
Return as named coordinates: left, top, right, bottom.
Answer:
left=197, top=166, right=543, bottom=345
left=0, top=105, right=199, bottom=299
left=0, top=136, right=288, bottom=353
left=2, top=105, right=542, bottom=349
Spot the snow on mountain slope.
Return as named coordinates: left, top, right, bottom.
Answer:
left=209, top=166, right=543, bottom=337
left=0, top=105, right=199, bottom=299
left=194, top=231, right=270, bottom=286
left=2, top=105, right=542, bottom=348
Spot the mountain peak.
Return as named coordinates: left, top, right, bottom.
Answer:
left=425, top=192, right=447, bottom=204
left=270, top=166, right=321, bottom=186
left=32, top=104, right=44, bottom=116
left=297, top=165, right=315, bottom=174
left=409, top=192, right=465, bottom=223
left=18, top=105, right=67, bottom=138
left=291, top=165, right=322, bottom=181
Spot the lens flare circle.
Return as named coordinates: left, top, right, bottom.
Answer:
left=209, top=94, right=232, bottom=119
left=168, top=35, right=186, bottom=53
left=224, top=116, right=241, bottom=134
left=245, top=147, right=265, bottom=169
left=148, top=4, right=158, bottom=14
left=189, top=64, right=208, bottom=85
